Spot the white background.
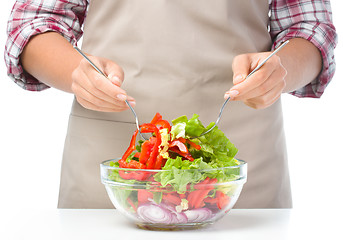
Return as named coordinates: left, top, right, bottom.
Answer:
left=0, top=0, right=342, bottom=219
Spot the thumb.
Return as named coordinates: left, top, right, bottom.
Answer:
left=231, top=54, right=251, bottom=85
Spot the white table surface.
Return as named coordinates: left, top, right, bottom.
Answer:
left=1, top=208, right=341, bottom=240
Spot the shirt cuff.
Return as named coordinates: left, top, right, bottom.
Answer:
left=272, top=23, right=337, bottom=98
left=5, top=18, right=79, bottom=91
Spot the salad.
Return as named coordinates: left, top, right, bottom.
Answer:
left=106, top=113, right=243, bottom=226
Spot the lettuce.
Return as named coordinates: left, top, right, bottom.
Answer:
left=155, top=114, right=240, bottom=192
left=154, top=156, right=240, bottom=193
left=171, top=114, right=205, bottom=138
left=170, top=122, right=186, bottom=140
left=171, top=114, right=238, bottom=165
left=154, top=157, right=209, bottom=193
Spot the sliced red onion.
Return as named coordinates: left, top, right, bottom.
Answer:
left=160, top=203, right=176, bottom=212
left=137, top=203, right=189, bottom=224
left=137, top=203, right=173, bottom=224
left=159, top=203, right=188, bottom=224
left=170, top=211, right=188, bottom=224
left=184, top=208, right=213, bottom=223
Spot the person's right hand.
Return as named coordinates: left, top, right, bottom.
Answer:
left=71, top=55, right=135, bottom=112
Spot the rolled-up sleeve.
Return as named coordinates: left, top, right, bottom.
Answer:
left=270, top=0, right=338, bottom=98
left=4, top=0, right=88, bottom=91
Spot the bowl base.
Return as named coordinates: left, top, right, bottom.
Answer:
left=136, top=222, right=212, bottom=231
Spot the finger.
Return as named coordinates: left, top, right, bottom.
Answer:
left=88, top=69, right=133, bottom=102
left=226, top=64, right=274, bottom=100
left=73, top=81, right=133, bottom=111
left=228, top=56, right=280, bottom=99
left=244, top=79, right=285, bottom=109
left=79, top=57, right=132, bottom=102
left=76, top=96, right=128, bottom=112
left=233, top=64, right=286, bottom=101
left=73, top=70, right=122, bottom=106
left=72, top=69, right=134, bottom=109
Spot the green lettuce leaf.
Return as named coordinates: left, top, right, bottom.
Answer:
left=154, top=155, right=239, bottom=193
left=154, top=157, right=204, bottom=192
left=171, top=115, right=188, bottom=125
left=185, top=114, right=205, bottom=137
left=170, top=122, right=186, bottom=140
left=183, top=114, right=238, bottom=166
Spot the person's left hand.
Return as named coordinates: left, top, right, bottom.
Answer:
left=225, top=52, right=287, bottom=109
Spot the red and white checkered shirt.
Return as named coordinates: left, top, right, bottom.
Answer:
left=4, top=0, right=337, bottom=98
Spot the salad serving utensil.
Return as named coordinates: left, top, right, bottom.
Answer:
left=73, top=46, right=148, bottom=140
left=193, top=40, right=289, bottom=139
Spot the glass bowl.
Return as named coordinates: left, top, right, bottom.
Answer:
left=100, top=159, right=247, bottom=230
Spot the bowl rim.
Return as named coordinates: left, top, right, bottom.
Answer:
left=100, top=158, right=247, bottom=172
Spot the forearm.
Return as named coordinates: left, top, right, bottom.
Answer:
left=20, top=32, right=82, bottom=93
left=277, top=38, right=322, bottom=93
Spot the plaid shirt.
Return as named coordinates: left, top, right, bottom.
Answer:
left=4, top=0, right=337, bottom=98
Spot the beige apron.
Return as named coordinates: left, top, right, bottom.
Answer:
left=58, top=0, right=292, bottom=208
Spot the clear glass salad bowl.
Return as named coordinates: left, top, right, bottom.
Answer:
left=101, top=158, right=247, bottom=230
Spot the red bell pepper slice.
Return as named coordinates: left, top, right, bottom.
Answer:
left=169, top=140, right=194, bottom=161
left=187, top=190, right=199, bottom=209
left=118, top=159, right=129, bottom=168
left=177, top=137, right=201, bottom=150
left=187, top=178, right=217, bottom=209
left=119, top=170, right=150, bottom=181
left=127, top=160, right=146, bottom=169
left=137, top=189, right=154, bottom=204
left=139, top=137, right=155, bottom=164
left=155, top=119, right=171, bottom=132
left=119, top=159, right=146, bottom=169
left=135, top=171, right=151, bottom=181
left=216, top=191, right=230, bottom=209
left=120, top=129, right=139, bottom=163
left=186, top=139, right=201, bottom=150
left=150, top=112, right=171, bottom=131
left=193, top=177, right=210, bottom=189
left=204, top=197, right=218, bottom=204
left=150, top=112, right=163, bottom=124
left=146, top=144, right=160, bottom=169
left=140, top=123, right=162, bottom=169
left=169, top=140, right=188, bottom=153
left=162, top=192, right=181, bottom=206
left=154, top=155, right=164, bottom=169
left=170, top=148, right=194, bottom=161
left=118, top=170, right=133, bottom=179
left=169, top=148, right=194, bottom=161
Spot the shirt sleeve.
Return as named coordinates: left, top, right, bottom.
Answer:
left=4, top=0, right=88, bottom=91
left=269, top=0, right=338, bottom=98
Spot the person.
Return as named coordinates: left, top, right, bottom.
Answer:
left=4, top=0, right=337, bottom=209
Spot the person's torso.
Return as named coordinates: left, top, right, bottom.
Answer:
left=77, top=0, right=272, bottom=125
left=60, top=0, right=292, bottom=208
